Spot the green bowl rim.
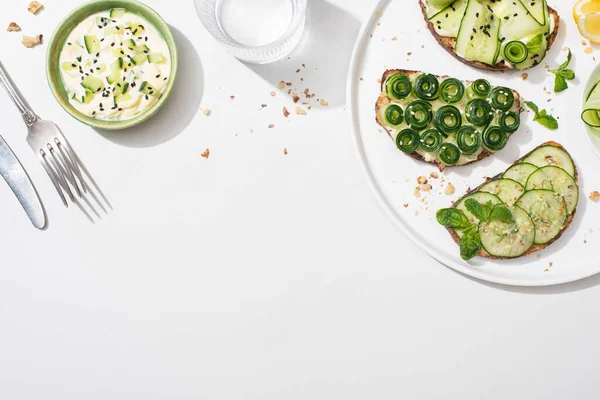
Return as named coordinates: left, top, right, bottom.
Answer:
left=45, top=0, right=178, bottom=131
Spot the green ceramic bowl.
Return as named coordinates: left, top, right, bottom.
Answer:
left=46, top=0, right=178, bottom=130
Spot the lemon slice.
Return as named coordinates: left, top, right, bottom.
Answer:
left=574, top=0, right=600, bottom=42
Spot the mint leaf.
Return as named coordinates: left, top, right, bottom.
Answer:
left=558, top=69, right=575, bottom=80
left=489, top=205, right=513, bottom=223
left=525, top=100, right=559, bottom=130
left=460, top=227, right=482, bottom=261
left=526, top=34, right=543, bottom=54
left=436, top=208, right=471, bottom=231
left=535, top=115, right=559, bottom=130
left=524, top=100, right=539, bottom=115
left=465, top=199, right=493, bottom=223
left=559, top=49, right=572, bottom=71
left=554, top=74, right=568, bottom=92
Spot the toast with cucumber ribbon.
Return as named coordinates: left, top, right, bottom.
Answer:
left=437, top=141, right=578, bottom=260
left=419, top=0, right=560, bottom=71
left=376, top=69, right=522, bottom=171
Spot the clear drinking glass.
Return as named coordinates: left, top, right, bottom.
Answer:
left=194, top=0, right=307, bottom=64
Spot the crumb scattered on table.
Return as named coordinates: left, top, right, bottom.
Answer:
left=521, top=73, right=528, bottom=80
left=22, top=34, right=42, bottom=48
left=295, top=107, right=306, bottom=115
left=202, top=108, right=211, bottom=116
left=445, top=183, right=455, bottom=195
left=590, top=191, right=600, bottom=202
left=27, top=1, right=43, bottom=14
left=201, top=148, right=210, bottom=159
left=319, top=99, right=328, bottom=106
left=283, top=106, right=290, bottom=118
left=7, top=22, right=21, bottom=32
left=283, top=148, right=288, bottom=155
left=268, top=124, right=275, bottom=128
left=270, top=91, right=276, bottom=97
left=277, top=81, right=286, bottom=89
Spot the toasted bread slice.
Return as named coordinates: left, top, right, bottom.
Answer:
left=376, top=69, right=522, bottom=171
left=446, top=141, right=578, bottom=259
left=418, top=0, right=560, bottom=71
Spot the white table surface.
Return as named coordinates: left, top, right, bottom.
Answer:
left=1, top=1, right=600, bottom=399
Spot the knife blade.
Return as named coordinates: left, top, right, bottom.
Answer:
left=0, top=135, right=46, bottom=229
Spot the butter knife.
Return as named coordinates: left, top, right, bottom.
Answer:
left=0, top=135, right=46, bottom=229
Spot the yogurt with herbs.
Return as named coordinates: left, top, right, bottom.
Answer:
left=59, top=8, right=171, bottom=121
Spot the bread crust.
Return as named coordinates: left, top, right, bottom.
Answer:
left=446, top=141, right=578, bottom=259
left=375, top=69, right=522, bottom=171
left=418, top=0, right=561, bottom=71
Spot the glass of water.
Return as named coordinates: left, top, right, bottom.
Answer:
left=194, top=0, right=307, bottom=64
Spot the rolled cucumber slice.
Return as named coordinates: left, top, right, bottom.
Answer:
left=479, top=205, right=535, bottom=258
left=429, top=0, right=468, bottom=37
left=479, top=178, right=525, bottom=206
left=455, top=0, right=501, bottom=66
left=582, top=82, right=600, bottom=128
left=523, top=145, right=576, bottom=178
left=502, top=163, right=538, bottom=187
left=525, top=166, right=579, bottom=215
left=455, top=192, right=502, bottom=238
left=516, top=189, right=567, bottom=245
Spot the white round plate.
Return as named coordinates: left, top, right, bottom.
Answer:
left=582, top=63, right=600, bottom=159
left=347, top=0, right=600, bottom=286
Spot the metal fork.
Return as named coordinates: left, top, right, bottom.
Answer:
left=0, top=61, right=108, bottom=217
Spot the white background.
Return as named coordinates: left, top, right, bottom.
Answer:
left=0, top=0, right=599, bottom=399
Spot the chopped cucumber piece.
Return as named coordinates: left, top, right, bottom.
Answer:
left=126, top=23, right=146, bottom=36
left=61, top=62, right=78, bottom=71
left=81, top=75, right=104, bottom=93
left=523, top=145, right=576, bottom=178
left=114, top=93, right=132, bottom=105
left=479, top=178, right=525, bottom=207
left=502, top=163, right=538, bottom=187
left=75, top=90, right=94, bottom=104
left=104, top=25, right=125, bottom=36
left=95, top=16, right=109, bottom=28
left=516, top=189, right=567, bottom=245
left=106, top=58, right=124, bottom=84
left=429, top=0, right=468, bottom=37
left=125, top=39, right=137, bottom=49
left=84, top=35, right=100, bottom=55
left=147, top=53, right=166, bottom=63
left=113, top=81, right=129, bottom=96
left=525, top=166, right=579, bottom=215
left=95, top=64, right=107, bottom=74
left=131, top=54, right=147, bottom=65
left=126, top=39, right=150, bottom=53
left=139, top=81, right=157, bottom=96
left=455, top=0, right=501, bottom=66
left=110, top=8, right=127, bottom=18
left=112, top=47, right=126, bottom=57
left=479, top=205, right=535, bottom=258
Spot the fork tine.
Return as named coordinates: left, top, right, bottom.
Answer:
left=54, top=139, right=82, bottom=197
left=56, top=137, right=86, bottom=195
left=47, top=143, right=75, bottom=202
left=40, top=149, right=68, bottom=207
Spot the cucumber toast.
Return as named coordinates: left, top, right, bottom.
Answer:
left=437, top=141, right=579, bottom=260
left=419, top=0, right=560, bottom=71
left=376, top=69, right=522, bottom=171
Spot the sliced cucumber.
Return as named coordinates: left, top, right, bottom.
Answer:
left=131, top=54, right=147, bottom=65
left=455, top=0, right=501, bottom=66
left=521, top=0, right=547, bottom=26
left=81, top=75, right=104, bottom=93
left=582, top=82, right=600, bottom=128
left=491, top=0, right=546, bottom=41
left=525, top=166, right=579, bottom=215
left=110, top=8, right=127, bottom=18
left=106, top=58, right=123, bottom=84
left=479, top=205, right=535, bottom=258
left=112, top=47, right=126, bottom=57
left=426, top=0, right=455, bottom=18
left=429, top=0, right=468, bottom=37
left=84, top=35, right=100, bottom=55
left=147, top=53, right=166, bottom=64
left=516, top=189, right=567, bottom=245
left=479, top=178, right=525, bottom=206
left=61, top=62, right=77, bottom=71
left=455, top=192, right=503, bottom=237
left=75, top=89, right=94, bottom=104
left=523, top=145, right=576, bottom=178
left=114, top=93, right=132, bottom=105
left=502, top=163, right=538, bottom=187
left=126, top=23, right=146, bottom=36
left=113, top=81, right=129, bottom=96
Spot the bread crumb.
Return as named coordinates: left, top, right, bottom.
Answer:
left=202, top=108, right=211, bottom=116
left=286, top=82, right=292, bottom=86
left=295, top=107, right=306, bottom=115
left=268, top=124, right=275, bottom=128
left=430, top=172, right=439, bottom=179
left=270, top=91, right=276, bottom=96
left=413, top=187, right=421, bottom=198
left=521, top=73, right=528, bottom=80
left=319, top=99, right=328, bottom=106
left=7, top=22, right=21, bottom=32
left=283, top=148, right=288, bottom=155
left=417, top=176, right=428, bottom=185
left=376, top=11, right=382, bottom=17
left=403, top=203, right=409, bottom=208
left=22, top=34, right=43, bottom=48
left=293, top=94, right=300, bottom=103
left=582, top=40, right=588, bottom=46
left=283, top=106, right=290, bottom=118
left=27, top=1, right=43, bottom=14
left=585, top=47, right=594, bottom=54
left=392, top=36, right=397, bottom=41
left=229, top=95, right=235, bottom=100
left=420, top=184, right=432, bottom=192
left=296, top=68, right=301, bottom=73
left=590, top=191, right=600, bottom=202
left=445, top=183, right=455, bottom=195
left=201, top=148, right=210, bottom=159
left=414, top=210, right=419, bottom=216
